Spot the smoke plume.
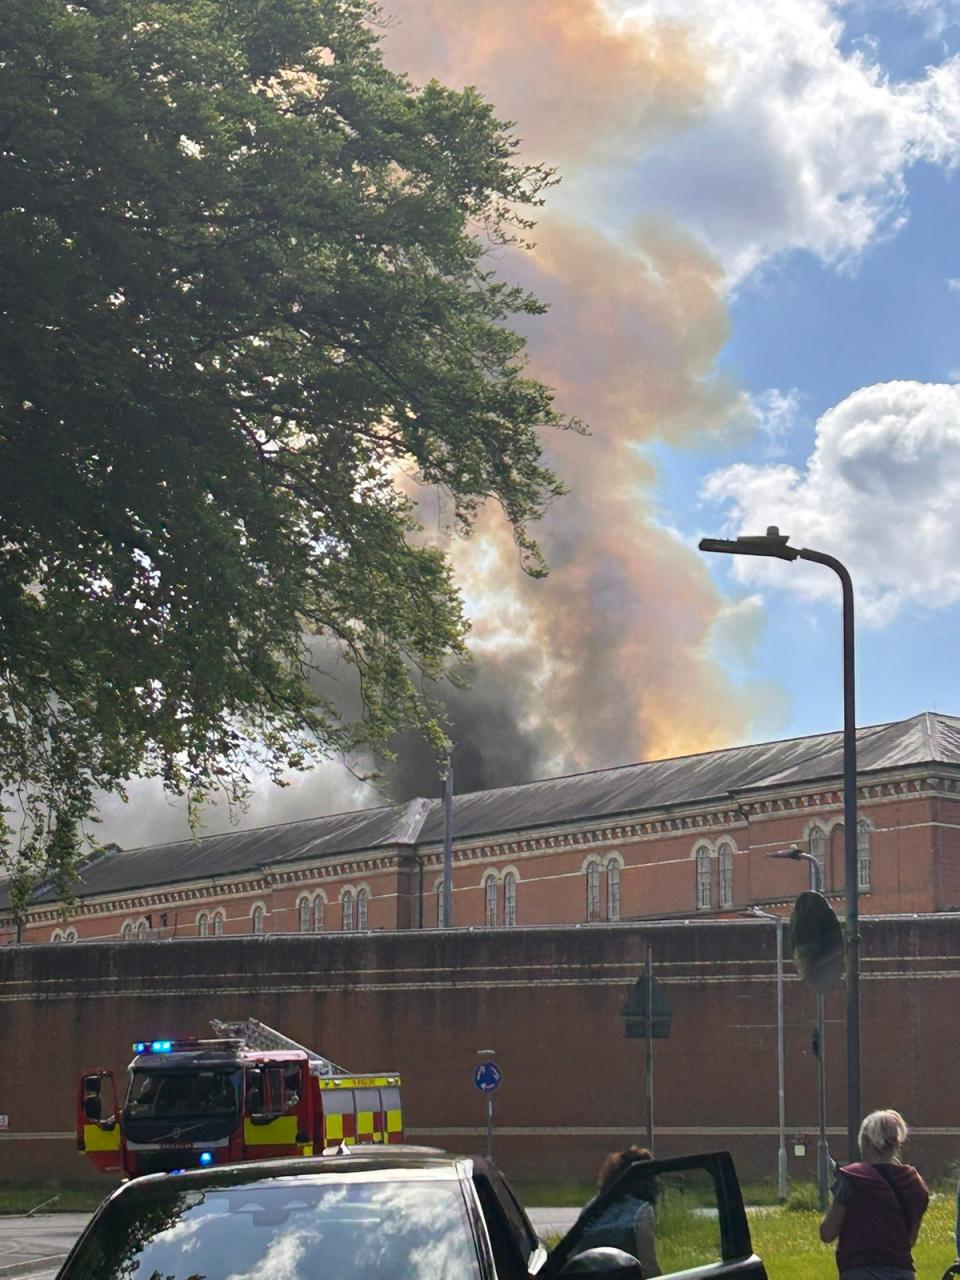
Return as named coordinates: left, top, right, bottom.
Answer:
left=376, top=2, right=778, bottom=800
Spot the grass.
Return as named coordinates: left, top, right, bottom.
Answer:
left=750, top=1193, right=956, bottom=1280
left=511, top=1178, right=596, bottom=1207
left=535, top=1180, right=958, bottom=1280
left=0, top=1182, right=109, bottom=1215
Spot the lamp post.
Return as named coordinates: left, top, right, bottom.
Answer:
left=700, top=526, right=860, bottom=1161
left=441, top=751, right=454, bottom=928
left=744, top=906, right=787, bottom=1201
left=770, top=847, right=829, bottom=1208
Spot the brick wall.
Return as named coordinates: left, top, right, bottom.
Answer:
left=1, top=915, right=959, bottom=1187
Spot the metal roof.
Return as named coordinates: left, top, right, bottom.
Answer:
left=419, top=710, right=960, bottom=842
left=6, top=711, right=959, bottom=910
left=4, top=800, right=429, bottom=908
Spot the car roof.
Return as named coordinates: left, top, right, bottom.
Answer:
left=109, top=1148, right=481, bottom=1201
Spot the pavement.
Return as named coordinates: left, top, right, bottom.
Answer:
left=0, top=1213, right=90, bottom=1279
left=0, top=1206, right=582, bottom=1276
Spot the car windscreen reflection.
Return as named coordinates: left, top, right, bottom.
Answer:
left=63, top=1176, right=484, bottom=1280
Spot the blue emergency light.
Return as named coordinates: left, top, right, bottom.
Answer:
left=131, top=1039, right=174, bottom=1054
left=199, top=1151, right=213, bottom=1166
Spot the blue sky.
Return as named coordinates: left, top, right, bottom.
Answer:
left=651, top=151, right=960, bottom=737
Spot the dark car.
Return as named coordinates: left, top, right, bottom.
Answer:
left=55, top=1145, right=767, bottom=1279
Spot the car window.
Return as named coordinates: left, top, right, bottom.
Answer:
left=474, top=1168, right=540, bottom=1261
left=61, top=1176, right=484, bottom=1280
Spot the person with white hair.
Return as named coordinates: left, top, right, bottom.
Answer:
left=820, top=1110, right=929, bottom=1280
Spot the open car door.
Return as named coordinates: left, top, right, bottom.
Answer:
left=539, top=1151, right=767, bottom=1280
left=77, top=1069, right=123, bottom=1174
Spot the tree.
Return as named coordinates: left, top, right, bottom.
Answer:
left=0, top=0, right=572, bottom=907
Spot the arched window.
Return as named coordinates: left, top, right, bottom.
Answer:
left=251, top=904, right=265, bottom=935
left=212, top=911, right=224, bottom=937
left=606, top=861, right=621, bottom=922
left=197, top=912, right=209, bottom=938
left=503, top=872, right=518, bottom=927
left=586, top=861, right=601, bottom=922
left=342, top=889, right=355, bottom=932
left=808, top=826, right=827, bottom=888
left=312, top=896, right=325, bottom=933
left=857, top=821, right=871, bottom=891
left=298, top=897, right=310, bottom=933
left=696, top=846, right=712, bottom=910
left=718, top=844, right=734, bottom=909
left=51, top=928, right=63, bottom=943
left=64, top=927, right=78, bottom=943
left=485, top=876, right=499, bottom=927
left=122, top=921, right=134, bottom=941
left=136, top=918, right=148, bottom=941
left=357, top=888, right=369, bottom=931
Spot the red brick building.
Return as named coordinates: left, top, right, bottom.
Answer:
left=3, top=710, right=959, bottom=943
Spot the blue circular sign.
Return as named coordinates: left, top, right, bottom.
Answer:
left=474, top=1061, right=502, bottom=1093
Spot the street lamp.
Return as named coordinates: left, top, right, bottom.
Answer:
left=700, top=526, right=860, bottom=1160
left=743, top=906, right=787, bottom=1201
left=770, top=848, right=829, bottom=1209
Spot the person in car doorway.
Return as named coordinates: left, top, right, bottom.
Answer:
left=820, top=1109, right=929, bottom=1280
left=574, top=1146, right=662, bottom=1277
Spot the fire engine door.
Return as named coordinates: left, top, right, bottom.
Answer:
left=77, top=1070, right=122, bottom=1172
left=243, top=1065, right=310, bottom=1156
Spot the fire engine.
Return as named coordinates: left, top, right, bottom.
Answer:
left=77, top=1017, right=403, bottom=1177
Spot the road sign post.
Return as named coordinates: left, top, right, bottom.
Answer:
left=621, top=947, right=672, bottom=1150
left=474, top=1059, right=502, bottom=1161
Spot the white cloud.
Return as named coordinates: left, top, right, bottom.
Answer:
left=701, top=380, right=960, bottom=624
left=750, top=387, right=803, bottom=454
left=614, top=0, right=960, bottom=280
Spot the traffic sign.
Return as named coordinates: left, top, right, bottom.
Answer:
left=621, top=974, right=672, bottom=1039
left=790, top=890, right=844, bottom=993
left=474, top=1061, right=502, bottom=1093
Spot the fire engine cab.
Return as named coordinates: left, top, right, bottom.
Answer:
left=77, top=1018, right=403, bottom=1177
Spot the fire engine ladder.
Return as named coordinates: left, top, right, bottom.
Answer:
left=209, top=1017, right=349, bottom=1077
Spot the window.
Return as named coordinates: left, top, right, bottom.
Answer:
left=251, top=904, right=265, bottom=935
left=696, top=846, right=712, bottom=910
left=298, top=897, right=310, bottom=933
left=342, top=889, right=355, bottom=932
left=485, top=876, right=499, bottom=927
left=718, top=844, right=734, bottom=909
left=212, top=911, right=225, bottom=937
left=136, top=918, right=148, bottom=941
left=312, top=896, right=324, bottom=933
left=809, top=825, right=827, bottom=887
left=503, top=872, right=517, bottom=927
left=857, top=821, right=871, bottom=891
left=586, top=861, right=601, bottom=922
left=197, top=912, right=209, bottom=938
left=51, top=929, right=63, bottom=943
left=357, top=888, right=369, bottom=931
left=606, top=861, right=621, bottom=922
left=64, top=927, right=78, bottom=943
left=122, top=921, right=134, bottom=941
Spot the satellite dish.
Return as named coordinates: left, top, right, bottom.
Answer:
left=790, top=891, right=844, bottom=993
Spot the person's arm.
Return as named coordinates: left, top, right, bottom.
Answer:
left=820, top=1201, right=846, bottom=1243
left=634, top=1203, right=661, bottom=1278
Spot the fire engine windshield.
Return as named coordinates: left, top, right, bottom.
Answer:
left=125, top=1069, right=241, bottom=1119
